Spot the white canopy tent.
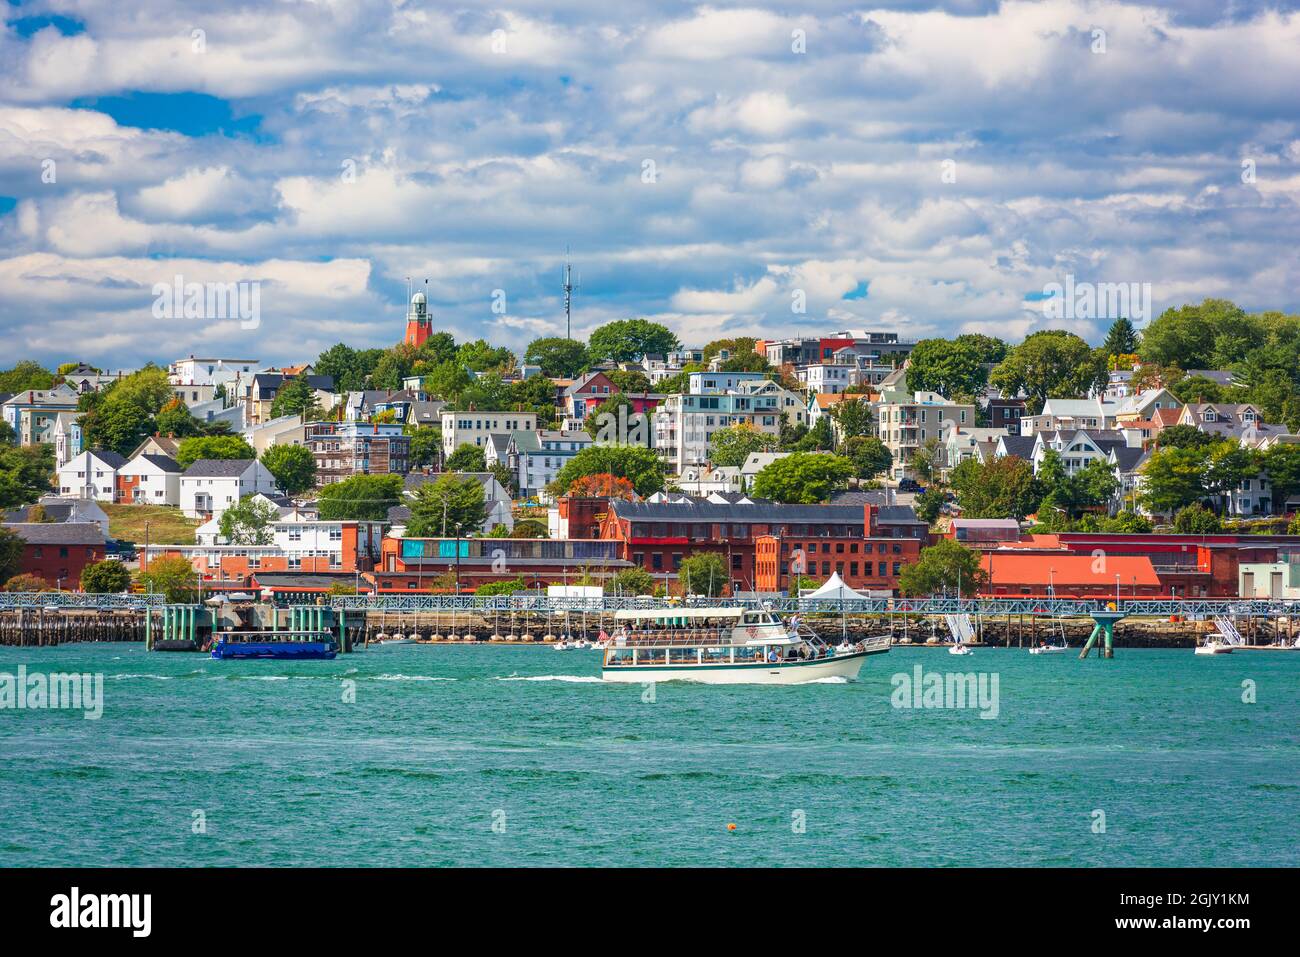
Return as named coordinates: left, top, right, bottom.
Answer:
left=801, top=572, right=870, bottom=601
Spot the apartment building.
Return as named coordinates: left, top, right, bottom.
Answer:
left=305, top=421, right=411, bottom=486
left=875, top=391, right=976, bottom=480
left=440, top=410, right=539, bottom=457
left=653, top=391, right=782, bottom=473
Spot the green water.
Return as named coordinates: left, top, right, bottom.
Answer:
left=1, top=643, right=1296, bottom=866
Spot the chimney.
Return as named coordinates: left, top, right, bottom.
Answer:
left=863, top=502, right=876, bottom=535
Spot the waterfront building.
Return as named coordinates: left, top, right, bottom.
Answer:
left=0, top=522, right=105, bottom=588
left=374, top=536, right=630, bottom=592
left=600, top=499, right=926, bottom=594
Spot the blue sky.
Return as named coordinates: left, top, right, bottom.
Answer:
left=1, top=0, right=1298, bottom=369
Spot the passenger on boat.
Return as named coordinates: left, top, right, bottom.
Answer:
left=767, top=649, right=779, bottom=662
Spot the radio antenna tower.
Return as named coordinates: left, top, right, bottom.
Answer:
left=563, top=248, right=579, bottom=340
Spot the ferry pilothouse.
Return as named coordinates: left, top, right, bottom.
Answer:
left=601, top=606, right=890, bottom=684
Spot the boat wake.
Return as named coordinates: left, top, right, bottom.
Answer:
left=372, top=674, right=455, bottom=682
left=493, top=674, right=603, bottom=683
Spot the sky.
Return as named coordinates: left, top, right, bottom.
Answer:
left=1, top=0, right=1298, bottom=370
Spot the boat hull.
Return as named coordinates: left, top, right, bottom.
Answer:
left=211, top=641, right=337, bottom=660
left=602, top=649, right=875, bottom=685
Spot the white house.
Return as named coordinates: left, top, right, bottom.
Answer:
left=180, top=459, right=278, bottom=520
left=118, top=454, right=182, bottom=506
left=56, top=450, right=127, bottom=501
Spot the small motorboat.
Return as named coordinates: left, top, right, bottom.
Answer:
left=1029, top=641, right=1067, bottom=655
left=1194, top=639, right=1234, bottom=655
left=373, top=636, right=417, bottom=647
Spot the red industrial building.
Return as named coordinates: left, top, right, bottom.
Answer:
left=948, top=520, right=1300, bottom=598
left=600, top=498, right=928, bottom=594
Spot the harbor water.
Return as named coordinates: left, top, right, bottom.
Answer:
left=1, top=642, right=1296, bottom=866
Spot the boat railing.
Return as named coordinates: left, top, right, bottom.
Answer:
left=215, top=630, right=334, bottom=644
left=613, top=628, right=739, bottom=648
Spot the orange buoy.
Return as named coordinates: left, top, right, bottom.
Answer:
left=727, top=823, right=736, bottom=831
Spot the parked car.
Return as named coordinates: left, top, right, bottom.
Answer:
left=898, top=478, right=922, bottom=493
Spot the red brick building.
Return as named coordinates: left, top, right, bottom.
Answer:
left=754, top=503, right=925, bottom=594
left=600, top=498, right=928, bottom=594
left=555, top=496, right=611, bottom=539
left=2, top=522, right=106, bottom=588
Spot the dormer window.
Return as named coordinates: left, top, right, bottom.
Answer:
left=1204, top=410, right=1216, bottom=422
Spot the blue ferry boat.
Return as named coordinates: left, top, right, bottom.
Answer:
left=210, top=631, right=338, bottom=660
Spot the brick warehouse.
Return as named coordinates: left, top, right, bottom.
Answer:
left=600, top=499, right=928, bottom=594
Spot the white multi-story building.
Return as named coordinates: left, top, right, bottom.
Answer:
left=653, top=391, right=781, bottom=473
left=440, top=410, right=538, bottom=458
left=875, top=391, right=976, bottom=480
left=180, top=459, right=278, bottom=520
left=168, top=356, right=260, bottom=387
left=56, top=450, right=127, bottom=501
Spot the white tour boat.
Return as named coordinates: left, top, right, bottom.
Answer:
left=601, top=607, right=890, bottom=684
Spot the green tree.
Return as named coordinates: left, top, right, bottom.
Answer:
left=0, top=444, right=55, bottom=509
left=457, top=339, right=516, bottom=374
left=176, top=434, right=256, bottom=469
left=1140, top=445, right=1211, bottom=515
left=445, top=444, right=486, bottom=472
left=475, top=576, right=528, bottom=596
left=844, top=435, right=892, bottom=479
left=260, top=444, right=317, bottom=495
left=606, top=567, right=655, bottom=595
left=79, top=366, right=175, bottom=455
left=408, top=427, right=441, bottom=469
left=905, top=338, right=988, bottom=400
left=989, top=330, right=1107, bottom=414
left=154, top=398, right=201, bottom=438
left=0, top=361, right=55, bottom=393
left=525, top=337, right=590, bottom=378
left=708, top=423, right=776, bottom=468
left=1155, top=424, right=1216, bottom=449
left=607, top=369, right=653, bottom=393
left=138, top=555, right=199, bottom=602
left=218, top=496, right=279, bottom=545
left=1262, top=444, right=1300, bottom=505
left=750, top=452, right=855, bottom=504
left=423, top=360, right=473, bottom=404
left=898, top=539, right=987, bottom=596
left=80, top=559, right=132, bottom=593
left=585, top=393, right=652, bottom=445
left=949, top=455, right=1040, bottom=519
left=1101, top=317, right=1139, bottom=357
left=911, top=437, right=943, bottom=484
left=828, top=397, right=874, bottom=442
left=407, top=474, right=489, bottom=537
left=914, top=487, right=945, bottom=525
left=587, top=319, right=679, bottom=363
left=317, top=474, right=404, bottom=521
left=553, top=445, right=666, bottom=497
left=269, top=376, right=320, bottom=419
left=1139, top=299, right=1247, bottom=369
left=1173, top=503, right=1222, bottom=534
left=678, top=552, right=727, bottom=596
left=0, top=527, right=24, bottom=585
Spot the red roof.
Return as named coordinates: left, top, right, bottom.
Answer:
left=982, top=553, right=1160, bottom=587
